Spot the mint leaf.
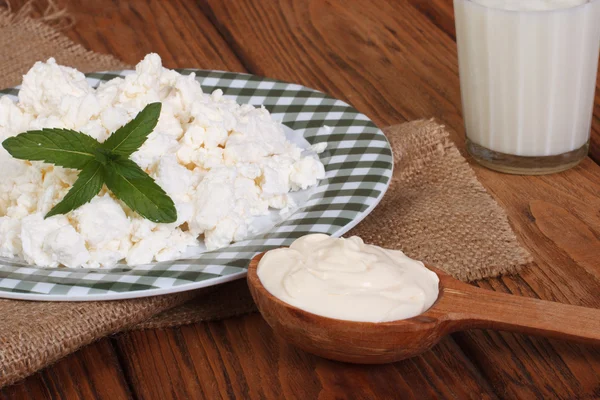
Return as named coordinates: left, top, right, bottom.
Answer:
left=3, top=102, right=178, bottom=225
left=101, top=103, right=161, bottom=156
left=2, top=128, right=100, bottom=169
left=45, top=161, right=104, bottom=218
left=103, top=158, right=177, bottom=223
left=93, top=147, right=119, bottom=165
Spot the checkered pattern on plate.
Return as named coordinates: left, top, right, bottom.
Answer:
left=0, top=70, right=393, bottom=300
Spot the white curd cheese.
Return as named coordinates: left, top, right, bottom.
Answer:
left=0, top=54, right=326, bottom=268
left=20, top=213, right=76, bottom=268
left=258, top=234, right=440, bottom=323
left=43, top=225, right=90, bottom=268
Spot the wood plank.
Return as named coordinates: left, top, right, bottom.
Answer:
left=17, top=0, right=245, bottom=71
left=0, top=339, right=131, bottom=400
left=31, top=0, right=495, bottom=398
left=451, top=181, right=600, bottom=399
left=2, top=0, right=598, bottom=398
left=88, top=0, right=497, bottom=396
left=198, top=0, right=600, bottom=397
left=408, top=0, right=600, bottom=164
left=114, top=315, right=498, bottom=400
left=0, top=0, right=235, bottom=397
left=408, top=0, right=456, bottom=40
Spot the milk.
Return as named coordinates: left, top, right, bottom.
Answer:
left=455, top=0, right=600, bottom=157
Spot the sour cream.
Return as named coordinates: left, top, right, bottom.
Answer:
left=257, top=234, right=440, bottom=323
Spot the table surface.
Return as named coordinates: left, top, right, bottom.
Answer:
left=2, top=0, right=600, bottom=399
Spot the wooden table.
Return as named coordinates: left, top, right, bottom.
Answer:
left=2, top=0, right=600, bottom=398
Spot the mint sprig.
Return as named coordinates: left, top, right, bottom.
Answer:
left=2, top=128, right=99, bottom=169
left=2, top=103, right=177, bottom=223
left=101, top=102, right=161, bottom=156
left=45, top=161, right=105, bottom=218
left=104, top=158, right=177, bottom=223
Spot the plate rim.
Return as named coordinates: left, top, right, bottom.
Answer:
left=0, top=69, right=394, bottom=301
left=0, top=178, right=390, bottom=301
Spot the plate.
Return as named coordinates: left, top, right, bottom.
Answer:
left=0, top=70, right=393, bottom=301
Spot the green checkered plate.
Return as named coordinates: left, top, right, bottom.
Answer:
left=0, top=70, right=393, bottom=301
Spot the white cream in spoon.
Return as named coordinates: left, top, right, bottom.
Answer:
left=257, top=234, right=440, bottom=323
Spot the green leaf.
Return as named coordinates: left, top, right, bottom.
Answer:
left=45, top=161, right=105, bottom=218
left=101, top=103, right=162, bottom=156
left=2, top=128, right=100, bottom=169
left=103, top=158, right=177, bottom=223
left=93, top=147, right=120, bottom=165
left=2, top=102, right=177, bottom=225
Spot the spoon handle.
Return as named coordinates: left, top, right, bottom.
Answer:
left=438, top=278, right=600, bottom=345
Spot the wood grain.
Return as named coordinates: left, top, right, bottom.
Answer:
left=0, top=339, right=131, bottom=400
left=248, top=252, right=600, bottom=363
left=197, top=0, right=600, bottom=397
left=1, top=0, right=494, bottom=398
left=1, top=0, right=600, bottom=398
left=114, top=316, right=497, bottom=400
left=16, top=0, right=245, bottom=71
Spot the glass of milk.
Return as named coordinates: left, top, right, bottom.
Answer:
left=454, top=0, right=600, bottom=174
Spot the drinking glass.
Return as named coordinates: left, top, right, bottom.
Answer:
left=454, top=0, right=600, bottom=174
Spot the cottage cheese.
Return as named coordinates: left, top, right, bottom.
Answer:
left=0, top=54, right=326, bottom=268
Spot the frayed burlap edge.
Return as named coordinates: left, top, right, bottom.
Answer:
left=0, top=290, right=198, bottom=388
left=129, top=120, right=534, bottom=331
left=0, top=2, right=533, bottom=385
left=348, top=120, right=533, bottom=282
left=0, top=3, right=129, bottom=90
left=131, top=280, right=258, bottom=330
left=2, top=0, right=74, bottom=30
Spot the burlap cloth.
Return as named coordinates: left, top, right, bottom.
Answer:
left=0, top=5, right=533, bottom=388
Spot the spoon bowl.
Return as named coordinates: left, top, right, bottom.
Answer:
left=247, top=251, right=600, bottom=364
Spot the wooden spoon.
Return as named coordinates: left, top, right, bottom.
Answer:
left=247, top=252, right=600, bottom=364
